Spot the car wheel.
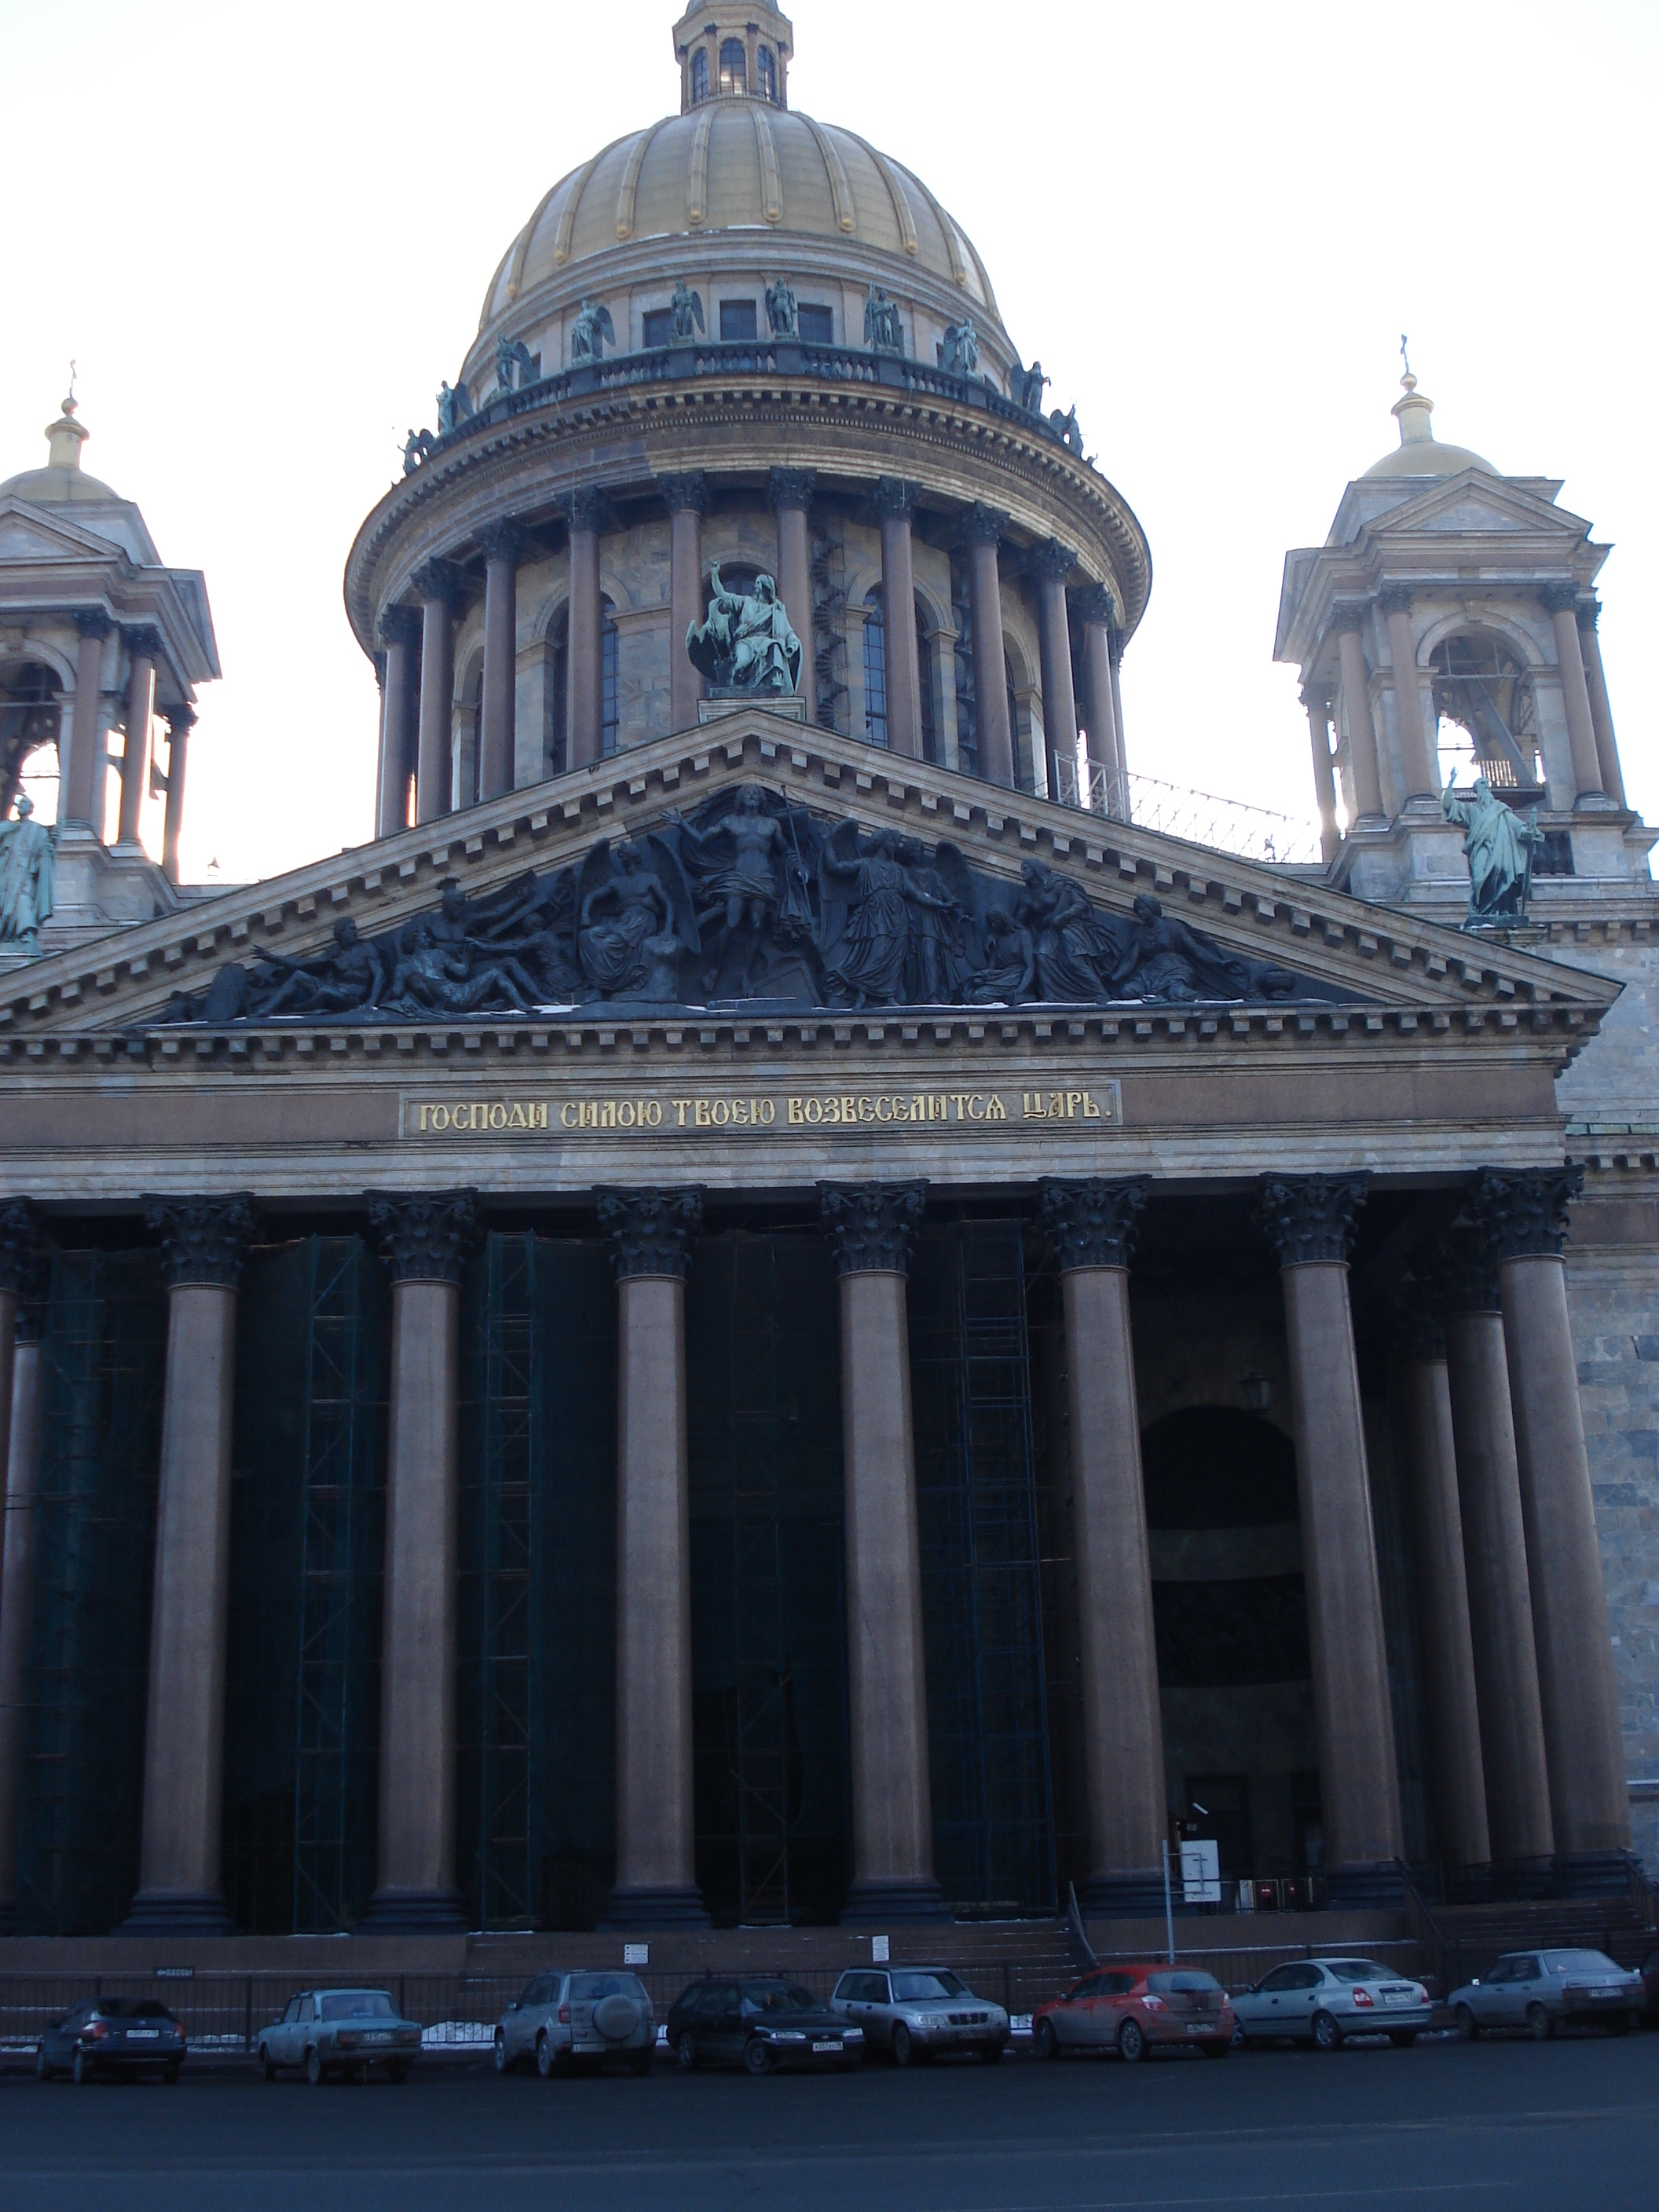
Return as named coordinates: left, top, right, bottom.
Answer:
left=744, top=2038, right=772, bottom=2076
left=1118, top=2018, right=1147, bottom=2064
left=1525, top=2003, right=1553, bottom=2042
left=306, top=2045, right=325, bottom=2085
left=260, top=2043, right=277, bottom=2082
left=1387, top=2031, right=1418, bottom=2048
left=163, top=2062, right=181, bottom=2084
left=493, top=2030, right=511, bottom=2075
left=35, top=2045, right=51, bottom=2082
left=1455, top=2005, right=1478, bottom=2043
left=1033, top=2016, right=1059, bottom=2063
left=892, top=2022, right=914, bottom=2068
left=71, top=2048, right=90, bottom=2086
left=537, top=2033, right=558, bottom=2080
left=676, top=2031, right=698, bottom=2072
left=1230, top=2021, right=1247, bottom=2049
left=1311, top=2010, right=1342, bottom=2053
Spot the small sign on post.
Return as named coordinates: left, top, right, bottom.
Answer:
left=624, top=1942, right=648, bottom=1966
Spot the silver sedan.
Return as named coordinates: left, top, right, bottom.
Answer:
left=1448, top=1948, right=1644, bottom=2040
left=830, top=1966, right=1009, bottom=2065
left=494, top=1970, right=655, bottom=2076
left=1232, top=1958, right=1432, bottom=2050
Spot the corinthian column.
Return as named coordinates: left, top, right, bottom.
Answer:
left=1432, top=1235, right=1554, bottom=1866
left=159, top=703, right=195, bottom=884
left=1378, top=586, right=1436, bottom=802
left=1032, top=541, right=1080, bottom=801
left=1388, top=1302, right=1490, bottom=1872
left=116, top=625, right=160, bottom=849
left=567, top=491, right=606, bottom=767
left=874, top=478, right=923, bottom=759
left=358, top=1190, right=477, bottom=1928
left=769, top=469, right=816, bottom=723
left=821, top=1181, right=947, bottom=1921
left=1256, top=1175, right=1403, bottom=1894
left=1040, top=1178, right=1166, bottom=1913
left=0, top=1203, right=45, bottom=1935
left=599, top=1186, right=708, bottom=1925
left=124, top=1193, right=256, bottom=1932
left=1335, top=608, right=1385, bottom=826
left=961, top=505, right=1013, bottom=787
left=376, top=607, right=420, bottom=839
left=478, top=523, right=522, bottom=802
left=1306, top=695, right=1340, bottom=862
left=412, top=560, right=460, bottom=825
left=1074, top=584, right=1123, bottom=816
left=64, top=610, right=111, bottom=830
left=1472, top=1168, right=1630, bottom=1877
left=1575, top=595, right=1626, bottom=807
left=661, top=475, right=708, bottom=734
left=1540, top=584, right=1605, bottom=805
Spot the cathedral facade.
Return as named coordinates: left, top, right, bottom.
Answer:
left=0, top=4, right=1653, bottom=1947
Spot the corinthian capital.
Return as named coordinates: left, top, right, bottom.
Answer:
left=142, top=1192, right=257, bottom=1288
left=819, top=1181, right=926, bottom=1276
left=1254, top=1174, right=1368, bottom=1268
left=1467, top=1166, right=1583, bottom=1262
left=368, top=1189, right=478, bottom=1285
left=1039, top=1177, right=1147, bottom=1270
left=0, top=1199, right=44, bottom=1300
left=598, top=1187, right=704, bottom=1280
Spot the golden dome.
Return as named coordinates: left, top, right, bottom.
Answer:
left=0, top=398, right=123, bottom=506
left=1363, top=375, right=1496, bottom=480
left=478, top=104, right=1001, bottom=333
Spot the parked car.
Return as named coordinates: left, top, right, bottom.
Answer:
left=665, top=1976, right=863, bottom=2074
left=1232, top=1959, right=1432, bottom=2051
left=493, top=1970, right=655, bottom=2075
left=36, top=1998, right=185, bottom=2083
left=256, top=1988, right=422, bottom=2083
left=1641, top=1947, right=1659, bottom=2024
left=1448, top=1949, right=1644, bottom=2040
left=830, top=1965, right=1009, bottom=2065
left=1031, top=1965, right=1234, bottom=2062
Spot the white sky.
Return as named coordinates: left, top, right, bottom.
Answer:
left=4, top=0, right=1654, bottom=883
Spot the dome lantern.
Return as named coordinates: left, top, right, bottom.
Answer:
left=673, top=1, right=793, bottom=112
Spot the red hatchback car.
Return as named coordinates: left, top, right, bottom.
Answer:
left=1033, top=1965, right=1235, bottom=2063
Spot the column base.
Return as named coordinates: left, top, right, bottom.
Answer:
left=354, top=1888, right=468, bottom=1932
left=1324, top=1862, right=1405, bottom=1909
left=599, top=1884, right=710, bottom=1930
left=840, top=1877, right=953, bottom=1926
left=1079, top=1870, right=1168, bottom=1919
left=1551, top=1850, right=1637, bottom=1899
left=118, top=1889, right=233, bottom=1935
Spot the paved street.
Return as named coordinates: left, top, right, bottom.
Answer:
left=2, top=2034, right=1657, bottom=2211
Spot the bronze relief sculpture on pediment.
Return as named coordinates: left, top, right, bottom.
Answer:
left=163, top=785, right=1352, bottom=1026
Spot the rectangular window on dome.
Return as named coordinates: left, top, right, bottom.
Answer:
left=643, top=309, right=672, bottom=350
left=719, top=298, right=758, bottom=342
left=797, top=304, right=833, bottom=343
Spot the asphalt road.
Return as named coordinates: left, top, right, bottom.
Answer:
left=3, top=2032, right=1657, bottom=2212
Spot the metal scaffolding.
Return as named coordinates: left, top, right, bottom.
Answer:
left=222, top=1237, right=386, bottom=1933
left=17, top=1250, right=167, bottom=1935
left=687, top=1232, right=848, bottom=1926
left=909, top=1221, right=1056, bottom=1916
left=458, top=1236, right=618, bottom=1931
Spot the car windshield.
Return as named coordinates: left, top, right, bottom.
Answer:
left=892, top=1972, right=967, bottom=2001
left=742, top=1983, right=818, bottom=2016
left=1146, top=1971, right=1222, bottom=1994
left=320, top=1992, right=395, bottom=2022
left=1322, top=1961, right=1394, bottom=1983
left=575, top=1974, right=646, bottom=1999
left=1548, top=1951, right=1621, bottom=1976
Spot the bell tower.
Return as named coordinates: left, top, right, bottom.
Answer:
left=672, top=2, right=793, bottom=112
left=1274, top=370, right=1646, bottom=905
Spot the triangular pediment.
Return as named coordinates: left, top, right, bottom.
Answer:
left=0, top=713, right=1617, bottom=1051
left=1368, top=468, right=1592, bottom=543
left=0, top=496, right=127, bottom=565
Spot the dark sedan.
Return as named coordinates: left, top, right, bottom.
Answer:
left=666, top=1977, right=863, bottom=2075
left=37, top=1998, right=185, bottom=2082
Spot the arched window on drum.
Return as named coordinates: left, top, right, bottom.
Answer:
left=1429, top=632, right=1542, bottom=797
left=756, top=44, right=778, bottom=103
left=719, top=38, right=746, bottom=94
left=862, top=587, right=888, bottom=747
left=601, top=600, right=620, bottom=757
left=690, top=47, right=709, bottom=102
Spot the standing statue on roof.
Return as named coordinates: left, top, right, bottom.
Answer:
left=0, top=794, right=57, bottom=957
left=765, top=276, right=798, bottom=338
left=1442, top=774, right=1544, bottom=925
